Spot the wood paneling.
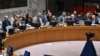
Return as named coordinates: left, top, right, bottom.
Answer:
left=5, top=26, right=100, bottom=50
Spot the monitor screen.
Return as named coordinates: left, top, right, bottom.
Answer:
left=0, top=0, right=27, bottom=9
left=32, top=23, right=41, bottom=28
left=50, top=21, right=57, bottom=27
left=84, top=20, right=92, bottom=26
left=66, top=20, right=74, bottom=26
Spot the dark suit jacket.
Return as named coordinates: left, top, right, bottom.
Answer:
left=68, top=18, right=79, bottom=24
left=2, top=20, right=11, bottom=31
left=91, top=19, right=99, bottom=24
left=25, top=18, right=33, bottom=25
left=74, top=18, right=79, bottom=24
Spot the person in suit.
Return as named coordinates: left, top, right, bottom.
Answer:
left=83, top=12, right=92, bottom=21
left=2, top=15, right=13, bottom=37
left=49, top=15, right=58, bottom=27
left=32, top=12, right=47, bottom=28
left=91, top=15, right=99, bottom=24
left=59, top=11, right=67, bottom=25
left=37, top=13, right=45, bottom=27
left=69, top=14, right=79, bottom=24
left=42, top=10, right=48, bottom=25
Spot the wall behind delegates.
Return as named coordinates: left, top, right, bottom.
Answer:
left=0, top=0, right=46, bottom=21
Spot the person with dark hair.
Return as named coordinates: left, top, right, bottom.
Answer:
left=95, top=5, right=100, bottom=16
left=25, top=13, right=33, bottom=25
left=47, top=12, right=52, bottom=22
left=96, top=5, right=100, bottom=13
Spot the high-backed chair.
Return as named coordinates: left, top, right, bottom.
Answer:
left=24, top=50, right=30, bottom=56
left=0, top=41, right=4, bottom=50
left=7, top=46, right=13, bottom=56
left=44, top=54, right=53, bottom=56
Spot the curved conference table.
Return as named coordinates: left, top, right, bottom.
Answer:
left=5, top=26, right=100, bottom=50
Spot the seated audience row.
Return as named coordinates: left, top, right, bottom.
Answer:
left=0, top=10, right=100, bottom=37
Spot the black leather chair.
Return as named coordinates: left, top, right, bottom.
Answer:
left=44, top=54, right=53, bottom=56
left=0, top=41, right=4, bottom=50
left=7, top=46, right=13, bottom=56
left=24, top=50, right=30, bottom=56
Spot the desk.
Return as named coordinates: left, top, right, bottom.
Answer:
left=4, top=26, right=100, bottom=50
left=0, top=48, right=18, bottom=56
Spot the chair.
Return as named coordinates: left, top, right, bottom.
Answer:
left=84, top=20, right=92, bottom=26
left=19, top=25, right=26, bottom=31
left=24, top=51, right=30, bottom=56
left=8, top=29, right=15, bottom=35
left=50, top=21, right=57, bottom=27
left=31, top=23, right=41, bottom=28
left=7, top=46, right=13, bottom=56
left=0, top=41, right=4, bottom=50
left=44, top=54, right=53, bottom=56
left=0, top=32, right=6, bottom=39
left=66, top=20, right=74, bottom=26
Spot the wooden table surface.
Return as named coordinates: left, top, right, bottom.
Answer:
left=4, top=26, right=100, bottom=50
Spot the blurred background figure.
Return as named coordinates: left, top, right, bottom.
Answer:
left=47, top=12, right=52, bottom=22
left=59, top=11, right=67, bottom=25
left=42, top=10, right=48, bottom=25
left=2, top=15, right=13, bottom=37
left=91, top=15, right=99, bottom=25
left=50, top=15, right=57, bottom=22
left=70, top=14, right=79, bottom=24
left=10, top=12, right=17, bottom=25
left=13, top=19, right=20, bottom=32
left=97, top=13, right=100, bottom=24
left=25, top=13, right=33, bottom=25
left=95, top=5, right=100, bottom=16
left=84, top=12, right=92, bottom=21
